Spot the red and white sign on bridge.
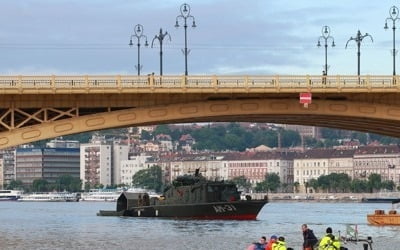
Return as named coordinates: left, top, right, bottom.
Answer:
left=299, top=92, right=312, bottom=108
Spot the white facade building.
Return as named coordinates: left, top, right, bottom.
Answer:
left=226, top=152, right=294, bottom=186
left=227, top=159, right=268, bottom=185
left=112, top=143, right=129, bottom=185
left=120, top=155, right=152, bottom=186
left=354, top=145, right=400, bottom=185
left=293, top=149, right=331, bottom=193
left=80, top=143, right=112, bottom=188
left=328, top=149, right=355, bottom=178
left=167, top=155, right=227, bottom=182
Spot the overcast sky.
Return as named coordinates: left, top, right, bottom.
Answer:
left=0, top=0, right=398, bottom=75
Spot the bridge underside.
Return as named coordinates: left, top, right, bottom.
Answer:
left=0, top=91, right=400, bottom=148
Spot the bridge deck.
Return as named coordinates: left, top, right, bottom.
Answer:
left=0, top=75, right=398, bottom=94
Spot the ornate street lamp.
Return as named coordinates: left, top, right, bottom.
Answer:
left=385, top=6, right=400, bottom=76
left=129, top=24, right=149, bottom=75
left=175, top=3, right=196, bottom=76
left=151, top=28, right=171, bottom=76
left=345, top=30, right=373, bottom=76
left=317, top=26, right=335, bottom=76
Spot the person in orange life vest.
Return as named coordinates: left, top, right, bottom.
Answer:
left=265, top=235, right=278, bottom=250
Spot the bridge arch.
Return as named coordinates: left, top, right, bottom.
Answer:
left=1, top=98, right=399, bottom=149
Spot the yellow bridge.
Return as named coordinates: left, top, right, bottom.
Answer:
left=0, top=74, right=400, bottom=149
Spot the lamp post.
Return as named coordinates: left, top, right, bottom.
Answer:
left=388, top=164, right=396, bottom=181
left=175, top=3, right=196, bottom=76
left=345, top=30, right=373, bottom=76
left=317, top=26, right=335, bottom=76
left=304, top=181, right=309, bottom=194
left=151, top=28, right=171, bottom=76
left=129, top=24, right=149, bottom=75
left=385, top=6, right=400, bottom=76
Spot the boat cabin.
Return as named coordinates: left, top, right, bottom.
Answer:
left=159, top=174, right=241, bottom=205
left=116, top=192, right=153, bottom=212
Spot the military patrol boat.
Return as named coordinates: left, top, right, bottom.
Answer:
left=98, top=169, right=267, bottom=220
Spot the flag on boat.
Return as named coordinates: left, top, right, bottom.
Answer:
left=346, top=224, right=358, bottom=240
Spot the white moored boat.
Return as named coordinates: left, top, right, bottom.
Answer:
left=19, top=192, right=79, bottom=202
left=0, top=190, right=23, bottom=201
left=80, top=189, right=123, bottom=202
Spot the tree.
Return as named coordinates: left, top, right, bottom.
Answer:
left=56, top=175, right=82, bottom=192
left=170, top=128, right=184, bottom=141
left=281, top=129, right=301, bottom=147
left=351, top=132, right=368, bottom=145
left=94, top=183, right=104, bottom=189
left=317, top=175, right=330, bottom=192
left=153, top=125, right=171, bottom=136
left=381, top=180, right=395, bottom=191
left=323, top=139, right=340, bottom=148
left=32, top=179, right=49, bottom=192
left=265, top=173, right=281, bottom=192
left=336, top=173, right=352, bottom=192
left=132, top=165, right=163, bottom=192
left=6, top=180, right=24, bottom=190
left=84, top=182, right=91, bottom=192
left=255, top=173, right=281, bottom=193
left=315, top=173, right=352, bottom=193
left=368, top=173, right=382, bottom=193
left=308, top=178, right=319, bottom=192
left=304, top=137, right=319, bottom=148
left=192, top=127, right=218, bottom=150
left=254, top=181, right=269, bottom=192
left=140, top=130, right=152, bottom=140
left=252, top=130, right=277, bottom=148
left=230, top=176, right=251, bottom=192
left=350, top=179, right=369, bottom=193
left=63, top=131, right=93, bottom=143
left=223, top=134, right=242, bottom=151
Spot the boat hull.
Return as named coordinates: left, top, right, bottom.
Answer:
left=362, top=198, right=400, bottom=203
left=367, top=214, right=400, bottom=225
left=0, top=197, right=19, bottom=201
left=99, top=200, right=266, bottom=220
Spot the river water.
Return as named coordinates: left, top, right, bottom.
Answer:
left=0, top=201, right=399, bottom=250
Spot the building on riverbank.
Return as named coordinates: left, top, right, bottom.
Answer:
left=16, top=147, right=80, bottom=186
left=353, top=145, right=400, bottom=183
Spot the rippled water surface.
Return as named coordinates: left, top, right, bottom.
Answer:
left=0, top=201, right=399, bottom=249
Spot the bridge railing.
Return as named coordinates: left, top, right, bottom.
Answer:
left=0, top=75, right=398, bottom=92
